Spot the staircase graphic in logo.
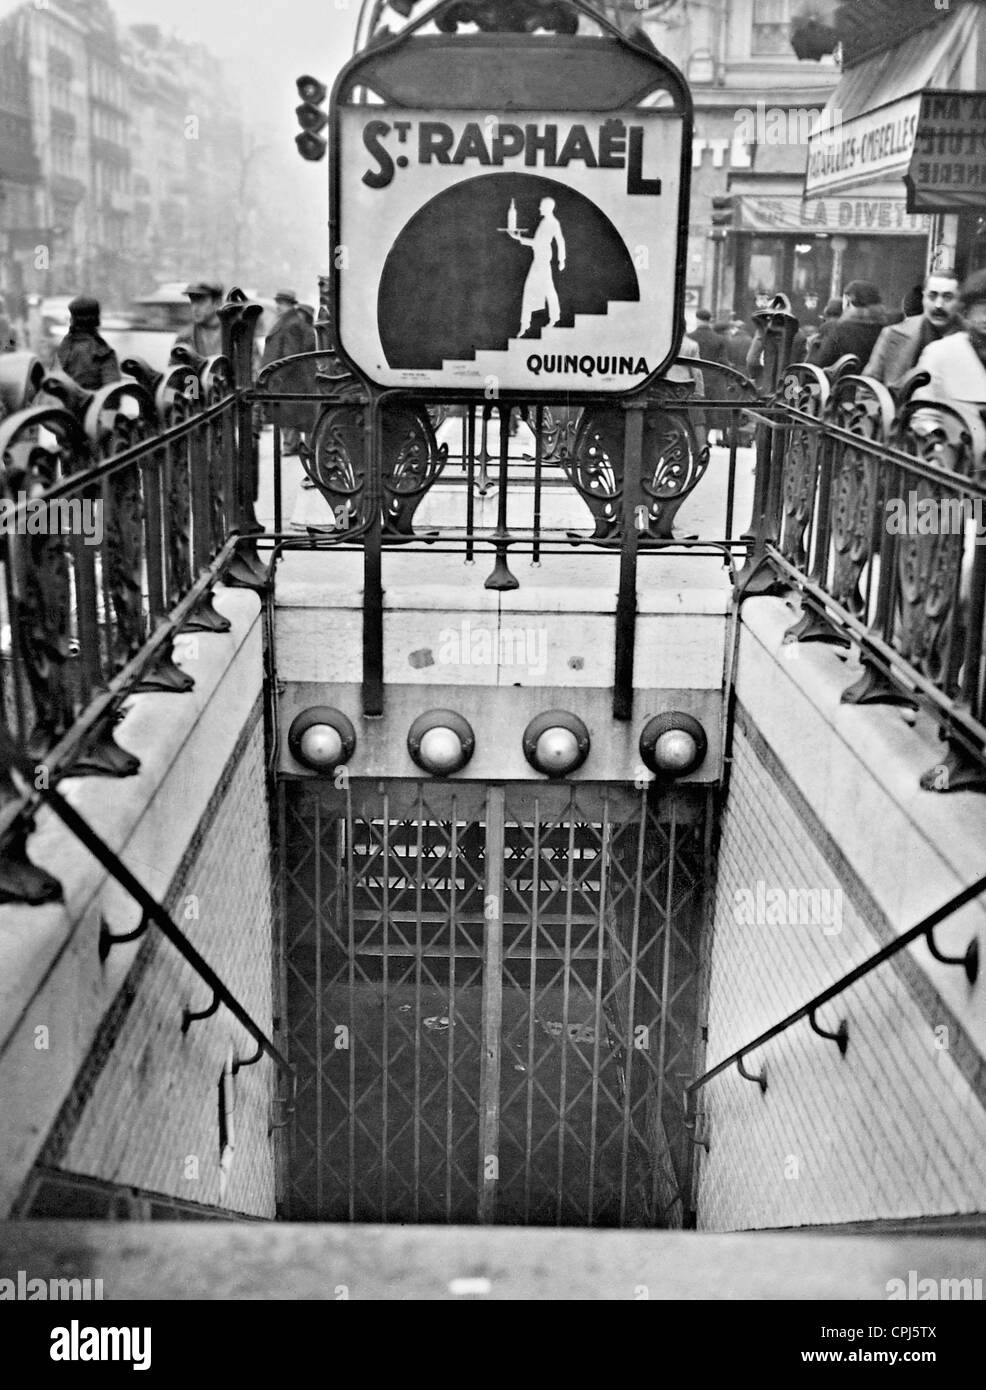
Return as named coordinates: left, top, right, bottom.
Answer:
left=441, top=299, right=652, bottom=388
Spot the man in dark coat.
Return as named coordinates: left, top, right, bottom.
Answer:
left=56, top=296, right=121, bottom=391
left=802, top=297, right=842, bottom=364
left=863, top=272, right=960, bottom=387
left=717, top=315, right=752, bottom=374
left=261, top=289, right=317, bottom=456
left=807, top=281, right=888, bottom=370
left=690, top=308, right=728, bottom=365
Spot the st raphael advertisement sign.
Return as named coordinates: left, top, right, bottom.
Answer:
left=337, top=107, right=684, bottom=395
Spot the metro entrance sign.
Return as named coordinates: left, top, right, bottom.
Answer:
left=330, top=17, right=691, bottom=397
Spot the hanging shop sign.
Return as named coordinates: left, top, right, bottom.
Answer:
left=906, top=89, right=986, bottom=211
left=805, top=94, right=922, bottom=199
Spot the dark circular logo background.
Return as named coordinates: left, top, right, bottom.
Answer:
left=377, top=173, right=639, bottom=370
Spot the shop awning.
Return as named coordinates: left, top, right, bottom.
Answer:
left=805, top=1, right=978, bottom=199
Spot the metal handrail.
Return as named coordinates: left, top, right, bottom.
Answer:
left=0, top=720, right=295, bottom=1088
left=685, top=873, right=985, bottom=1108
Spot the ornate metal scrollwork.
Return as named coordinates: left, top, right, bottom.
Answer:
left=200, top=356, right=234, bottom=554
left=0, top=405, right=88, bottom=756
left=564, top=401, right=710, bottom=542
left=427, top=403, right=451, bottom=434
left=825, top=374, right=895, bottom=620
left=890, top=396, right=979, bottom=691
left=306, top=400, right=446, bottom=539
left=381, top=406, right=447, bottom=539
left=306, top=400, right=368, bottom=531
left=532, top=404, right=581, bottom=464
left=777, top=363, right=829, bottom=569
left=84, top=379, right=158, bottom=671
left=155, top=364, right=199, bottom=605
left=640, top=408, right=711, bottom=539
left=563, top=407, right=622, bottom=539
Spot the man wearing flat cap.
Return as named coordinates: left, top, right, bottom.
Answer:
left=261, top=289, right=316, bottom=457
left=56, top=296, right=121, bottom=392
left=174, top=281, right=224, bottom=358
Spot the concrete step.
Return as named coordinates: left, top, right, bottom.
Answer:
left=2, top=1221, right=985, bottom=1299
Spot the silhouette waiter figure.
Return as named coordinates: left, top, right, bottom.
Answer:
left=507, top=197, right=566, bottom=336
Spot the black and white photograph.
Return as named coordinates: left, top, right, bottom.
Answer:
left=0, top=0, right=984, bottom=1346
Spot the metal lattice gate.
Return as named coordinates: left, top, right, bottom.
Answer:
left=280, top=779, right=711, bottom=1227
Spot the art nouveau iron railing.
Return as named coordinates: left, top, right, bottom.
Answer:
left=257, top=344, right=763, bottom=723
left=4, top=293, right=985, bottom=911
left=741, top=356, right=986, bottom=794
left=0, top=293, right=266, bottom=903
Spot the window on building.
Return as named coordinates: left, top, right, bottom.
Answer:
left=52, top=133, right=74, bottom=177
left=752, top=0, right=792, bottom=56
left=48, top=48, right=73, bottom=81
left=747, top=237, right=786, bottom=303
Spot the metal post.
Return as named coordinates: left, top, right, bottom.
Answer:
left=478, top=785, right=505, bottom=1221
left=363, top=396, right=384, bottom=716
left=485, top=404, right=518, bottom=591
left=614, top=400, right=645, bottom=720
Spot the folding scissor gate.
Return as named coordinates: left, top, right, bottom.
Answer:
left=281, top=779, right=711, bottom=1226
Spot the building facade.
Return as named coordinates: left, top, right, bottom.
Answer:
left=636, top=0, right=938, bottom=327
left=639, top=0, right=842, bottom=325
left=0, top=6, right=42, bottom=316
left=804, top=0, right=986, bottom=287
left=0, top=0, right=255, bottom=308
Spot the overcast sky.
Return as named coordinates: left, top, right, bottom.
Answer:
left=0, top=0, right=368, bottom=287
left=0, top=0, right=364, bottom=145
left=107, top=0, right=362, bottom=139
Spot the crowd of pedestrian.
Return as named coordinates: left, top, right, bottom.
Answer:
left=0, top=280, right=321, bottom=468
left=5, top=267, right=986, bottom=471
left=677, top=264, right=986, bottom=458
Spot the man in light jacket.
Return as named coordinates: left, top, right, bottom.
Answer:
left=864, top=272, right=959, bottom=387
left=912, top=269, right=986, bottom=463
